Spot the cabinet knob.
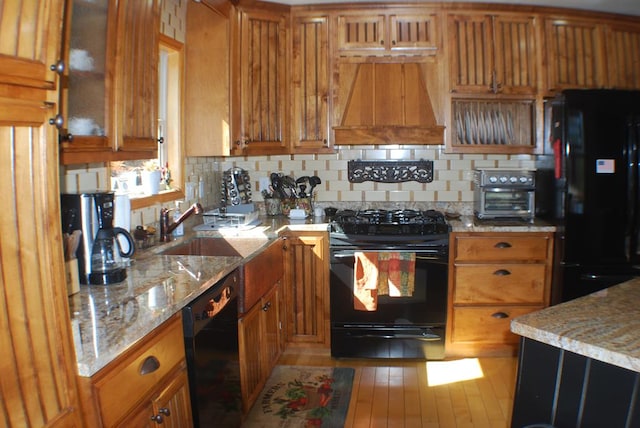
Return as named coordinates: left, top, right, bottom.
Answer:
left=48, top=115, right=64, bottom=129
left=157, top=136, right=164, bottom=145
left=50, top=60, right=65, bottom=74
left=262, top=301, right=272, bottom=311
left=150, top=414, right=164, bottom=424
left=491, top=312, right=509, bottom=319
left=159, top=408, right=171, bottom=416
left=494, top=242, right=512, bottom=249
left=59, top=133, right=74, bottom=144
left=493, top=269, right=511, bottom=276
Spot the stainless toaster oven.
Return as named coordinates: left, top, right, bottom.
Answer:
left=474, top=169, right=536, bottom=220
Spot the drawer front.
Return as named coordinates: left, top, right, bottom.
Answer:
left=451, top=306, right=542, bottom=344
left=94, top=315, right=185, bottom=427
left=454, top=264, right=547, bottom=304
left=454, top=235, right=549, bottom=262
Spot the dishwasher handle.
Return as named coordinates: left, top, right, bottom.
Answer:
left=183, top=269, right=239, bottom=337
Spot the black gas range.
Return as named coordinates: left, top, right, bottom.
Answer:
left=329, top=209, right=450, bottom=251
left=328, top=209, right=451, bottom=360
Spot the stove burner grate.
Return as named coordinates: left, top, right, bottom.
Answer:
left=331, top=209, right=450, bottom=237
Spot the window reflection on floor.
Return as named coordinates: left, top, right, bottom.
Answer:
left=426, top=358, right=484, bottom=386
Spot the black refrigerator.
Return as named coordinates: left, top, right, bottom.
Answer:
left=536, top=89, right=640, bottom=302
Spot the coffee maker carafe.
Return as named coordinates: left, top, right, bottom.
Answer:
left=61, top=192, right=135, bottom=285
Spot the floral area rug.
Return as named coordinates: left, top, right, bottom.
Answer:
left=242, top=365, right=355, bottom=427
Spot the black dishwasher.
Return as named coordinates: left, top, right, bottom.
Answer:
left=183, top=269, right=241, bottom=428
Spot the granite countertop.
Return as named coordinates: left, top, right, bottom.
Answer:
left=511, top=278, right=640, bottom=372
left=69, top=215, right=330, bottom=377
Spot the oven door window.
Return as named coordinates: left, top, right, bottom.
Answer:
left=329, top=252, right=447, bottom=326
left=482, top=189, right=532, bottom=212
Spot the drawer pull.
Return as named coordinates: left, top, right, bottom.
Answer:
left=493, top=269, right=511, bottom=276
left=139, top=355, right=160, bottom=375
left=494, top=242, right=512, bottom=249
left=491, top=312, right=509, bottom=319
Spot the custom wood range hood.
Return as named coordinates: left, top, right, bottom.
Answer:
left=333, top=62, right=445, bottom=145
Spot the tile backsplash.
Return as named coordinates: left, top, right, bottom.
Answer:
left=216, top=145, right=535, bottom=206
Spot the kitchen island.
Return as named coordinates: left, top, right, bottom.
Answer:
left=510, top=278, right=640, bottom=427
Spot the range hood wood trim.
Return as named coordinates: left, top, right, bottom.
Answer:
left=334, top=62, right=444, bottom=145
left=333, top=125, right=445, bottom=145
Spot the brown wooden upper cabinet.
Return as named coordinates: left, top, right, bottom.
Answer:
left=291, top=13, right=332, bottom=153
left=232, top=6, right=289, bottom=155
left=59, top=0, right=160, bottom=164
left=543, top=18, right=607, bottom=94
left=605, top=22, right=640, bottom=89
left=448, top=13, right=538, bottom=95
left=336, top=9, right=438, bottom=56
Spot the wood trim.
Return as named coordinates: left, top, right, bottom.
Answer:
left=334, top=125, right=445, bottom=145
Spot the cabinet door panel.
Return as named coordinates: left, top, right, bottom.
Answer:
left=237, top=9, right=288, bottom=153
left=337, top=14, right=386, bottom=51
left=262, top=284, right=282, bottom=373
left=238, top=305, right=263, bottom=412
left=291, top=15, right=331, bottom=152
left=0, top=2, right=83, bottom=426
left=389, top=13, right=438, bottom=51
left=448, top=14, right=493, bottom=93
left=606, top=23, right=640, bottom=89
left=493, top=15, right=537, bottom=94
left=283, top=232, right=329, bottom=346
left=0, top=1, right=60, bottom=89
left=115, top=0, right=159, bottom=152
left=545, top=19, right=606, bottom=91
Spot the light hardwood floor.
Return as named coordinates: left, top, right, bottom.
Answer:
left=278, top=350, right=518, bottom=428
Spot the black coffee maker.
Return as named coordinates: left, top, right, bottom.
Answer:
left=61, top=192, right=135, bottom=285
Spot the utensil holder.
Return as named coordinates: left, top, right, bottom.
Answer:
left=265, top=198, right=281, bottom=216
left=296, top=197, right=312, bottom=217
left=280, top=198, right=297, bottom=216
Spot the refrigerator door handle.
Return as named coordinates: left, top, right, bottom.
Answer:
left=632, top=117, right=640, bottom=261
left=625, top=118, right=639, bottom=261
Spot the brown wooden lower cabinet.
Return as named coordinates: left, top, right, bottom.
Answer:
left=118, top=368, right=191, bottom=428
left=446, top=232, right=554, bottom=357
left=238, top=281, right=283, bottom=413
left=77, top=314, right=193, bottom=427
left=282, top=231, right=330, bottom=348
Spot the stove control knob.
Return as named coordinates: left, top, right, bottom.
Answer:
left=519, top=176, right=529, bottom=183
left=509, top=176, right=518, bottom=183
left=499, top=175, right=508, bottom=183
left=488, top=175, right=498, bottom=183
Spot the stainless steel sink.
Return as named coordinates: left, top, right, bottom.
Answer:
left=160, top=237, right=268, bottom=258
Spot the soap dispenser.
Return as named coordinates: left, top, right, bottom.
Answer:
left=173, top=201, right=184, bottom=237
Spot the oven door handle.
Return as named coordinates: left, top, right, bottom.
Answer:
left=332, top=252, right=447, bottom=263
left=345, top=332, right=442, bottom=340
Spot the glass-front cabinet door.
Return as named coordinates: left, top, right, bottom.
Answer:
left=60, top=0, right=159, bottom=164
left=60, top=0, right=112, bottom=159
